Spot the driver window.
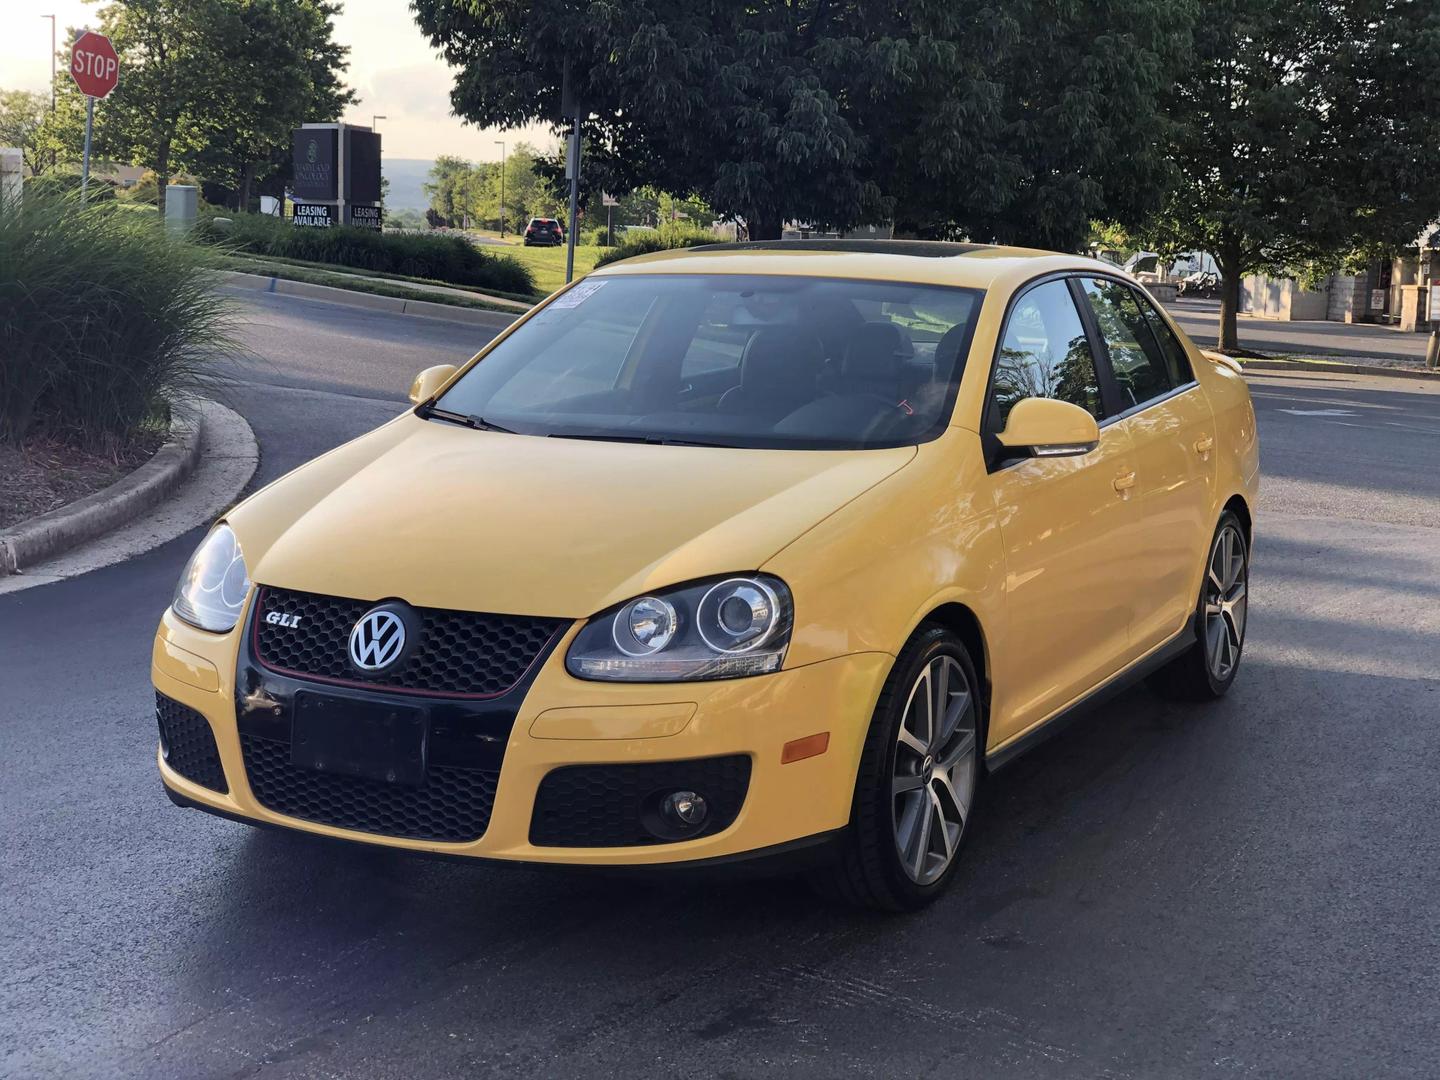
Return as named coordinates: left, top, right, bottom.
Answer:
left=991, top=280, right=1102, bottom=426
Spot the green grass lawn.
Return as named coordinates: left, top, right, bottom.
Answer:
left=495, top=241, right=606, bottom=295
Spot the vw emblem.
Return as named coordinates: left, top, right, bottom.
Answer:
left=349, top=608, right=406, bottom=672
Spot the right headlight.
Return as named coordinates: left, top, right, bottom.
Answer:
left=171, top=523, right=251, bottom=632
left=566, top=574, right=793, bottom=681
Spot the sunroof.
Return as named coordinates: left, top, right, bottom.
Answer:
left=690, top=239, right=986, bottom=258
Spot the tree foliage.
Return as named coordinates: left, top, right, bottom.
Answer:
left=1141, top=0, right=1440, bottom=348
left=422, top=145, right=565, bottom=230
left=53, top=0, right=354, bottom=213
left=0, top=90, right=59, bottom=177
left=412, top=0, right=1186, bottom=244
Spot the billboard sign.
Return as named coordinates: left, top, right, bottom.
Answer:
left=344, top=129, right=382, bottom=204
left=292, top=129, right=338, bottom=201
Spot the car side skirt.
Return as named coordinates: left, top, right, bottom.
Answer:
left=985, top=615, right=1199, bottom=771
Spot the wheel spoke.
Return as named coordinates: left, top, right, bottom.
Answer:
left=938, top=728, right=976, bottom=772
left=893, top=771, right=926, bottom=796
left=897, top=727, right=927, bottom=758
left=933, top=765, right=969, bottom=821
left=909, top=792, right=934, bottom=873
left=930, top=659, right=950, bottom=751
left=931, top=789, right=955, bottom=861
left=1221, top=608, right=1243, bottom=649
left=1206, top=616, right=1225, bottom=671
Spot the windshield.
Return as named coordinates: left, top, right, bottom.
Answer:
left=433, top=273, right=984, bottom=450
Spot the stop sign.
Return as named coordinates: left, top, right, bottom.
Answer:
left=70, top=31, right=119, bottom=99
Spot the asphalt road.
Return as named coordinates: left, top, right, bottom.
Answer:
left=1166, top=297, right=1430, bottom=363
left=3, top=292, right=1439, bottom=1079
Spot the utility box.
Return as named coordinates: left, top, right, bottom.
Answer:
left=0, top=148, right=22, bottom=204
left=165, top=184, right=198, bottom=233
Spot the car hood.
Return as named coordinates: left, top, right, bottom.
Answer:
left=229, top=413, right=916, bottom=618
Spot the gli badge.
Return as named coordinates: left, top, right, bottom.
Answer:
left=264, top=611, right=302, bottom=628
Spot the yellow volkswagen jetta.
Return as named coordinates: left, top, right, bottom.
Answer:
left=154, top=241, right=1258, bottom=910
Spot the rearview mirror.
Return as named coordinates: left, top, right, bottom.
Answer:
left=996, top=398, right=1100, bottom=457
left=409, top=364, right=458, bottom=405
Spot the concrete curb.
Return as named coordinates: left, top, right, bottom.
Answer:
left=220, top=270, right=522, bottom=329
left=1240, top=357, right=1439, bottom=382
left=0, top=403, right=203, bottom=576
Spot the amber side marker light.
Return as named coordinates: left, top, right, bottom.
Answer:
left=781, top=732, right=830, bottom=764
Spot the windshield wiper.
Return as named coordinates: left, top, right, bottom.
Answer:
left=417, top=403, right=520, bottom=434
left=547, top=432, right=732, bottom=448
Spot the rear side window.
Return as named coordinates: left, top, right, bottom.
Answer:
left=1132, top=291, right=1194, bottom=386
left=1078, top=278, right=1179, bottom=408
left=991, top=280, right=1102, bottom=425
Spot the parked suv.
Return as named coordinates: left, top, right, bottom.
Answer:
left=523, top=217, right=564, bottom=246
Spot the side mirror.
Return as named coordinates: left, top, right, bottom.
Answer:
left=409, top=364, right=458, bottom=405
left=996, top=397, right=1100, bottom=458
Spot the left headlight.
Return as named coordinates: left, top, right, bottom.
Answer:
left=566, top=574, right=793, bottom=682
left=172, top=523, right=251, bottom=632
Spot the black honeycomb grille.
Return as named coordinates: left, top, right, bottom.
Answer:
left=530, top=756, right=751, bottom=847
left=241, top=734, right=497, bottom=842
left=156, top=693, right=228, bottom=793
left=254, top=586, right=564, bottom=697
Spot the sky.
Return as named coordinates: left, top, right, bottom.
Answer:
left=0, top=0, right=553, bottom=162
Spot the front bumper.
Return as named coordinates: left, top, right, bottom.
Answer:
left=152, top=606, right=891, bottom=866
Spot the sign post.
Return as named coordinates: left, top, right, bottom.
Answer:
left=69, top=30, right=120, bottom=201
left=561, top=61, right=582, bottom=283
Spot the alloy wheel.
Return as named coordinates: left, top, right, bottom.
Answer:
left=892, top=655, right=977, bottom=885
left=1204, top=523, right=1248, bottom=680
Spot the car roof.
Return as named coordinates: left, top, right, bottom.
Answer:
left=589, top=239, right=1126, bottom=292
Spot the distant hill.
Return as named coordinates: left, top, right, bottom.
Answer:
left=383, top=158, right=433, bottom=211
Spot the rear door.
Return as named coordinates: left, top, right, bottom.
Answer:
left=1075, top=277, right=1217, bottom=657
left=984, top=278, right=1145, bottom=747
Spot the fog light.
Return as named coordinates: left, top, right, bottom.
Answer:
left=661, top=790, right=708, bottom=829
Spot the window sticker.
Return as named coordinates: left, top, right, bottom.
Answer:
left=549, top=279, right=608, bottom=309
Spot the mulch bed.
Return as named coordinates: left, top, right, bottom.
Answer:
left=0, top=433, right=165, bottom=531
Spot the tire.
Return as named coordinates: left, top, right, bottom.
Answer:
left=812, top=624, right=983, bottom=911
left=1148, top=510, right=1249, bottom=701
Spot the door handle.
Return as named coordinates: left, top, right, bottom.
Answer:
left=1193, top=434, right=1214, bottom=456
left=1113, top=471, right=1137, bottom=498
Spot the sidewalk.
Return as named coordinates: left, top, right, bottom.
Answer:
left=1165, top=298, right=1429, bottom=364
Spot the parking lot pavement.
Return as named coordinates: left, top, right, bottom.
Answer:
left=2, top=295, right=1438, bottom=1078
left=1167, top=297, right=1430, bottom=363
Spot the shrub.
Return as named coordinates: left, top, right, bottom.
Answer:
left=0, top=191, right=240, bottom=452
left=581, top=225, right=615, bottom=247
left=593, top=223, right=720, bottom=268
left=204, top=211, right=535, bottom=295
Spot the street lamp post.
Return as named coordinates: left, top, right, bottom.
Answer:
left=495, top=140, right=505, bottom=238
left=42, top=15, right=56, bottom=110
left=372, top=114, right=386, bottom=130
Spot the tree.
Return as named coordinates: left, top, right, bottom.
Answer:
left=1141, top=0, right=1440, bottom=350
left=412, top=0, right=1185, bottom=244
left=424, top=155, right=474, bottom=226
left=186, top=0, right=355, bottom=210
left=0, top=90, right=58, bottom=176
left=56, top=0, right=353, bottom=215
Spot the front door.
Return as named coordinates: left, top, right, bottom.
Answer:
left=984, top=279, right=1145, bottom=748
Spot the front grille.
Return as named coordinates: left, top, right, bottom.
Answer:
left=530, top=756, right=751, bottom=847
left=156, top=693, right=228, bottom=793
left=241, top=733, right=497, bottom=842
left=254, top=586, right=565, bottom=697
